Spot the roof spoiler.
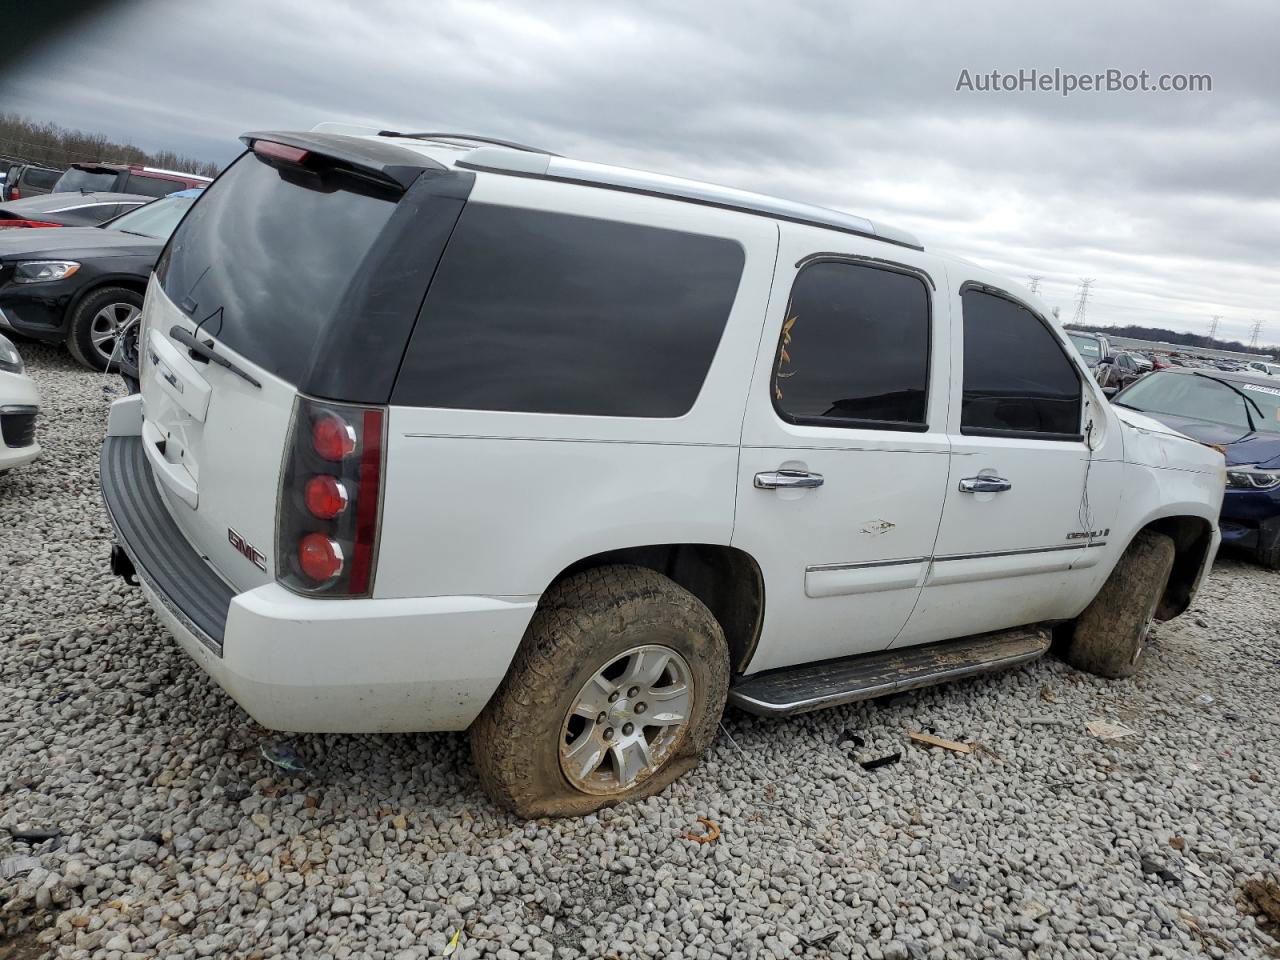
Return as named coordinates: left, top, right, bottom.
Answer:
left=240, top=131, right=446, bottom=190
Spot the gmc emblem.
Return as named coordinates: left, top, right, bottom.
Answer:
left=228, top=528, right=267, bottom=572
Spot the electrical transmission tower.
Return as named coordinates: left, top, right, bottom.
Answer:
left=1071, top=279, right=1096, bottom=327
left=1208, top=315, right=1222, bottom=340
left=1027, top=275, right=1042, bottom=295
left=1249, top=319, right=1263, bottom=350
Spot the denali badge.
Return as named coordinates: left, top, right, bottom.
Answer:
left=1066, top=528, right=1110, bottom=541
left=228, top=528, right=267, bottom=571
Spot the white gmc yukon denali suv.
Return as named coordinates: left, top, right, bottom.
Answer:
left=100, top=128, right=1224, bottom=817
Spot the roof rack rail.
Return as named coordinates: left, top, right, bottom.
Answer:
left=378, top=131, right=559, bottom=156
left=457, top=147, right=923, bottom=251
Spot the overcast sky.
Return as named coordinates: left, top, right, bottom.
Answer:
left=4, top=0, right=1277, bottom=344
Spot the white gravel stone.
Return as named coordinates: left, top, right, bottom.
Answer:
left=2, top=344, right=1280, bottom=958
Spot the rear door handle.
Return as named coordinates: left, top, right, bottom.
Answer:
left=755, top=469, right=824, bottom=490
left=958, top=476, right=1012, bottom=494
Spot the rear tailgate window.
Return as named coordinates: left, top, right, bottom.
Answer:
left=156, top=152, right=400, bottom=386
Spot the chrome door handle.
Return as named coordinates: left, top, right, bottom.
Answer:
left=958, top=476, right=1012, bottom=494
left=755, top=469, right=824, bottom=490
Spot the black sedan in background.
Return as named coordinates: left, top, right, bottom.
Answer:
left=0, top=191, right=152, bottom=228
left=0, top=189, right=200, bottom=371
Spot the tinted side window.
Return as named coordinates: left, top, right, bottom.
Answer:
left=772, top=260, right=930, bottom=428
left=127, top=174, right=184, bottom=198
left=394, top=204, right=745, bottom=417
left=961, top=288, right=1082, bottom=438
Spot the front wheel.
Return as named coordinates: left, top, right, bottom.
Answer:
left=66, top=286, right=143, bottom=373
left=470, top=565, right=729, bottom=818
left=1062, top=530, right=1176, bottom=678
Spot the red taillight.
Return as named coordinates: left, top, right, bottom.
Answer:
left=9, top=189, right=19, bottom=200
left=349, top=409, right=384, bottom=594
left=278, top=398, right=385, bottom=597
left=304, top=475, right=348, bottom=519
left=312, top=414, right=356, bottom=460
left=0, top=219, right=62, bottom=228
left=252, top=140, right=310, bottom=165
left=297, top=532, right=344, bottom=582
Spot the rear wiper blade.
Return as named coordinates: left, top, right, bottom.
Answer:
left=169, top=325, right=261, bottom=389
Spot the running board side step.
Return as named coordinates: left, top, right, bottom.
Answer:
left=727, top=626, right=1051, bottom=717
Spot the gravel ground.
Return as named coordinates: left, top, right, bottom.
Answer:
left=3, top=342, right=1280, bottom=960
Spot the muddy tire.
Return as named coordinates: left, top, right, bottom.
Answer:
left=1063, top=530, right=1176, bottom=678
left=470, top=565, right=729, bottom=818
left=67, top=286, right=143, bottom=372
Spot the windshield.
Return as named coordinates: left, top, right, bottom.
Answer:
left=1116, top=371, right=1280, bottom=435
left=54, top=168, right=117, bottom=193
left=156, top=151, right=399, bottom=384
left=103, top=196, right=195, bottom=239
left=1069, top=333, right=1100, bottom=361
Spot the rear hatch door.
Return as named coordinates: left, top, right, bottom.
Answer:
left=139, top=139, right=430, bottom=592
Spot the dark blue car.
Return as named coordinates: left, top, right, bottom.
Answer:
left=1113, top=368, right=1280, bottom=568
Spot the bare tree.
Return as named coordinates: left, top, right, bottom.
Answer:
left=0, top=113, right=221, bottom=177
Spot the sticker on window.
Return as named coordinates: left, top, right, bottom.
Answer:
left=1243, top=383, right=1280, bottom=397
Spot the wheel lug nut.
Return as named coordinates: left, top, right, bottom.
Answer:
left=603, top=727, right=614, bottom=741
left=634, top=702, right=646, bottom=714
left=627, top=686, right=639, bottom=698
left=622, top=722, right=634, bottom=736
left=608, top=691, right=620, bottom=702
left=596, top=711, right=607, bottom=724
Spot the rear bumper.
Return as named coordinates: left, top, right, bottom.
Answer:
left=101, top=424, right=536, bottom=732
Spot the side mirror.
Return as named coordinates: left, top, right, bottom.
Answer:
left=1099, top=356, right=1116, bottom=364
left=1102, top=386, right=1119, bottom=398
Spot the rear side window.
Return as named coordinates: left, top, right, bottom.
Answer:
left=394, top=205, right=745, bottom=417
left=26, top=168, right=62, bottom=190
left=961, top=288, right=1082, bottom=439
left=772, top=260, right=931, bottom=429
left=126, top=173, right=185, bottom=198
left=157, top=152, right=400, bottom=385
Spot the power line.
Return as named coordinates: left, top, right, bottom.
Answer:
left=1071, top=279, right=1096, bottom=327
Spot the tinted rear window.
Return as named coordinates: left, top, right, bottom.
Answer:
left=394, top=204, right=744, bottom=417
left=25, top=168, right=63, bottom=189
left=55, top=168, right=117, bottom=192
left=156, top=152, right=399, bottom=384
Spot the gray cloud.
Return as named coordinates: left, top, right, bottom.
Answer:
left=3, top=0, right=1276, bottom=343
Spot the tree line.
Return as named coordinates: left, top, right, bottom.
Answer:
left=1065, top=322, right=1278, bottom=357
left=0, top=113, right=221, bottom=178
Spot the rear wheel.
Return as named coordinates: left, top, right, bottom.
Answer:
left=67, top=286, right=143, bottom=372
left=470, top=565, right=729, bottom=818
left=1063, top=530, right=1176, bottom=678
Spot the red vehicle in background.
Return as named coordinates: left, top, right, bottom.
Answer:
left=52, top=162, right=211, bottom=198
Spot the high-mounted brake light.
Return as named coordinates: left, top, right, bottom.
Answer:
left=252, top=140, right=310, bottom=165
left=278, top=398, right=386, bottom=597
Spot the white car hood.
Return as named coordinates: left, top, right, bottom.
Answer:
left=1113, top=405, right=1194, bottom=442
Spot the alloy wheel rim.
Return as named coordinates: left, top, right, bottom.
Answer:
left=89, top=303, right=141, bottom=366
left=559, top=644, right=694, bottom=796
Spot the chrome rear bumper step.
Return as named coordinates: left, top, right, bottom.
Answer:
left=728, top=626, right=1051, bottom=717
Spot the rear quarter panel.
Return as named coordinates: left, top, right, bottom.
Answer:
left=375, top=176, right=778, bottom=599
